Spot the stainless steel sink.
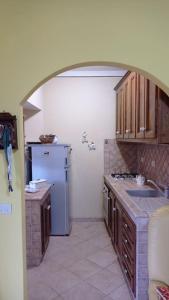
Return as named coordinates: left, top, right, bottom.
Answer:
left=126, top=189, right=164, bottom=198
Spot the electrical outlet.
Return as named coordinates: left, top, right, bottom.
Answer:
left=151, top=160, right=155, bottom=168
left=0, top=204, right=12, bottom=215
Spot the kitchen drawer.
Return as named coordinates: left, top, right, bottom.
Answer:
left=122, top=210, right=136, bottom=243
left=122, top=259, right=136, bottom=295
left=122, top=241, right=135, bottom=276
left=122, top=229, right=135, bottom=255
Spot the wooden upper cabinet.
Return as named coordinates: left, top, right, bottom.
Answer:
left=114, top=71, right=169, bottom=144
left=145, top=80, right=156, bottom=138
left=136, top=75, right=156, bottom=139
left=136, top=74, right=146, bottom=138
left=157, top=88, right=169, bottom=143
left=128, top=72, right=136, bottom=139
left=116, top=87, right=124, bottom=139
left=123, top=79, right=129, bottom=138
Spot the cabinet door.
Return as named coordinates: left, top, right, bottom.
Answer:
left=116, top=88, right=124, bottom=139
left=110, top=191, right=115, bottom=245
left=41, top=194, right=51, bottom=255
left=115, top=198, right=122, bottom=260
left=128, top=72, right=136, bottom=138
left=145, top=80, right=156, bottom=138
left=136, top=74, right=146, bottom=138
left=123, top=79, right=130, bottom=139
left=158, top=88, right=169, bottom=143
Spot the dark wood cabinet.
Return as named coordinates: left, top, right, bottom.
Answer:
left=116, top=87, right=124, bottom=139
left=41, top=194, right=51, bottom=255
left=109, top=191, right=116, bottom=244
left=136, top=74, right=146, bottom=138
left=115, top=71, right=169, bottom=144
left=109, top=190, right=136, bottom=296
left=114, top=198, right=123, bottom=260
left=124, top=72, right=136, bottom=139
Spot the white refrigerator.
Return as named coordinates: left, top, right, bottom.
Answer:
left=28, top=144, right=72, bottom=235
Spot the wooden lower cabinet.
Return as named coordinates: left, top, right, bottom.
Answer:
left=41, top=194, right=51, bottom=255
left=110, top=193, right=136, bottom=296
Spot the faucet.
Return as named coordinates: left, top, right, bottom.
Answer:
left=147, top=179, right=169, bottom=197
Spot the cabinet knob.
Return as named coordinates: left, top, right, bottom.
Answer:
left=113, top=207, right=116, bottom=212
left=47, top=205, right=51, bottom=210
left=116, top=131, right=120, bottom=134
left=125, top=129, right=130, bottom=133
left=124, top=254, right=128, bottom=259
left=124, top=223, right=128, bottom=228
left=124, top=239, right=128, bottom=244
left=124, top=269, right=128, bottom=274
left=140, top=127, right=145, bottom=132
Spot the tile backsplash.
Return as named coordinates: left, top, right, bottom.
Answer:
left=138, top=144, right=169, bottom=186
left=104, top=139, right=138, bottom=175
left=104, top=140, right=169, bottom=186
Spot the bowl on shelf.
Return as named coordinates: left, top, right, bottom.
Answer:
left=39, top=134, right=55, bottom=143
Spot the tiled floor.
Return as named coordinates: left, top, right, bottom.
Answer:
left=28, top=221, right=131, bottom=300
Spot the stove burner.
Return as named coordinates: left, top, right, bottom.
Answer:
left=111, top=173, right=137, bottom=179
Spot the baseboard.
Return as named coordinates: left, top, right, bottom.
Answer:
left=71, top=217, right=104, bottom=222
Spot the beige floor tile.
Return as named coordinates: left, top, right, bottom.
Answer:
left=61, top=281, right=105, bottom=300
left=106, top=261, right=124, bottom=278
left=28, top=282, right=60, bottom=300
left=108, top=283, right=132, bottom=299
left=103, top=245, right=116, bottom=254
left=45, top=269, right=82, bottom=294
left=88, top=234, right=112, bottom=250
left=85, top=268, right=124, bottom=295
left=75, top=239, right=101, bottom=258
left=27, top=221, right=127, bottom=300
left=67, top=258, right=102, bottom=279
left=87, top=249, right=117, bottom=268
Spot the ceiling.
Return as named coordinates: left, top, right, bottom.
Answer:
left=58, top=66, right=127, bottom=77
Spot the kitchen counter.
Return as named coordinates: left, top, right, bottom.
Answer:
left=104, top=175, right=169, bottom=300
left=25, top=183, right=52, bottom=201
left=104, top=175, right=169, bottom=225
left=25, top=184, right=52, bottom=268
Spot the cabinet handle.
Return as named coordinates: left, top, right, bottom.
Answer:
left=44, top=152, right=49, bottom=155
left=47, top=205, right=51, bottom=210
left=124, top=239, right=128, bottom=244
left=124, top=223, right=128, bottom=228
left=113, top=207, right=116, bottom=212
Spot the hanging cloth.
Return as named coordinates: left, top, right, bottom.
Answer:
left=2, top=126, right=13, bottom=192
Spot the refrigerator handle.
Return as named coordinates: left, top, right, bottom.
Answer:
left=65, top=169, right=68, bottom=182
left=65, top=157, right=67, bottom=166
left=44, top=151, right=49, bottom=155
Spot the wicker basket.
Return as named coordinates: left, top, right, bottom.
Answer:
left=39, top=135, right=55, bottom=143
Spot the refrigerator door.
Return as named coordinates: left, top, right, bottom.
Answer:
left=65, top=167, right=71, bottom=234
left=30, top=144, right=71, bottom=235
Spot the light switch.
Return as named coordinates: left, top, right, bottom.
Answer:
left=0, top=203, right=12, bottom=215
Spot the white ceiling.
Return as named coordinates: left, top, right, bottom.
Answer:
left=58, top=66, right=127, bottom=77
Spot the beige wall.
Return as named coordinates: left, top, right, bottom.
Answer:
left=41, top=76, right=119, bottom=218
left=1, top=1, right=169, bottom=299
left=24, top=88, right=45, bottom=142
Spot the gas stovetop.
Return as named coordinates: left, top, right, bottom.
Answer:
left=111, top=173, right=138, bottom=180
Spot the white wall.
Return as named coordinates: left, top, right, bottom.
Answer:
left=42, top=77, right=120, bottom=218
left=24, top=87, right=45, bottom=142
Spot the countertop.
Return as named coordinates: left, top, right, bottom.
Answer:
left=25, top=184, right=52, bottom=201
left=104, top=175, right=169, bottom=224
